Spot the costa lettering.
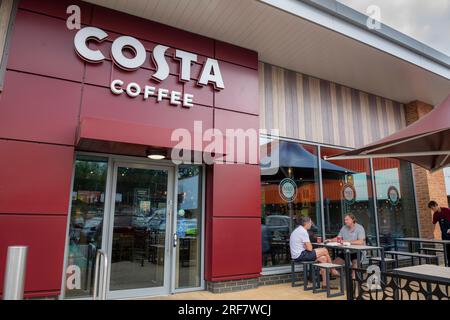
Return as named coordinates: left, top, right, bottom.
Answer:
left=110, top=80, right=194, bottom=108
left=74, top=26, right=225, bottom=107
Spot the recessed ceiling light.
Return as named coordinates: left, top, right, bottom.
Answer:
left=146, top=148, right=166, bottom=160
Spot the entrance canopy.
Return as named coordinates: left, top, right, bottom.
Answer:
left=327, top=94, right=450, bottom=172
left=76, top=117, right=228, bottom=160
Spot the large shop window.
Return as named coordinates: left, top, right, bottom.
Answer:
left=65, top=155, right=108, bottom=298
left=372, top=159, right=419, bottom=248
left=175, top=165, right=203, bottom=289
left=260, top=138, right=419, bottom=269
left=320, top=147, right=377, bottom=246
left=260, top=139, right=321, bottom=268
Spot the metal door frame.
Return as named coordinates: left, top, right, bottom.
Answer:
left=105, top=159, right=175, bottom=299
left=61, top=152, right=206, bottom=299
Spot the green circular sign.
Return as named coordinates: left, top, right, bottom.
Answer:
left=279, top=178, right=297, bottom=203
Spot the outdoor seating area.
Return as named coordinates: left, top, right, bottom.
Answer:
left=288, top=237, right=450, bottom=300
left=281, top=91, right=450, bottom=301
left=351, top=264, right=450, bottom=300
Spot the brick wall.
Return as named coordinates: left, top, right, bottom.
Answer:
left=206, top=272, right=305, bottom=293
left=405, top=101, right=449, bottom=239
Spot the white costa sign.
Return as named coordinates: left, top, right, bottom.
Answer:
left=74, top=27, right=225, bottom=108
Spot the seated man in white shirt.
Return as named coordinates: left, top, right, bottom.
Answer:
left=290, top=216, right=339, bottom=288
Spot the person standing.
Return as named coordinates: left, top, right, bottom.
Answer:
left=428, top=200, right=450, bottom=265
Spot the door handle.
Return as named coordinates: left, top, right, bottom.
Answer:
left=173, top=233, right=178, bottom=247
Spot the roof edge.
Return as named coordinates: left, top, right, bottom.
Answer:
left=301, top=0, right=450, bottom=69
left=260, top=0, right=450, bottom=79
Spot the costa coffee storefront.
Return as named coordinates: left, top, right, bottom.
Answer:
left=0, top=0, right=449, bottom=299
left=0, top=0, right=261, bottom=299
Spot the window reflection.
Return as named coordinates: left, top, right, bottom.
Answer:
left=65, top=155, right=108, bottom=298
left=321, top=147, right=377, bottom=246
left=373, top=159, right=418, bottom=249
left=261, top=139, right=321, bottom=267
left=175, top=165, right=202, bottom=289
left=109, top=167, right=169, bottom=291
left=260, top=139, right=420, bottom=269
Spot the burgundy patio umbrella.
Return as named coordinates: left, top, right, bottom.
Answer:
left=326, top=94, right=450, bottom=172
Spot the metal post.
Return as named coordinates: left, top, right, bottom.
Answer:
left=3, top=246, right=28, bottom=300
left=345, top=249, right=353, bottom=300
left=410, top=163, right=422, bottom=238
left=317, top=146, right=326, bottom=239
left=369, top=158, right=380, bottom=247
left=444, top=244, right=448, bottom=267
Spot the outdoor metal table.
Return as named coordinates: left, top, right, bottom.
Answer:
left=392, top=264, right=450, bottom=300
left=393, top=264, right=450, bottom=284
left=394, top=237, right=450, bottom=266
left=313, top=243, right=385, bottom=300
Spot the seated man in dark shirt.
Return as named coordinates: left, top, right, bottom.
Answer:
left=428, top=200, right=450, bottom=265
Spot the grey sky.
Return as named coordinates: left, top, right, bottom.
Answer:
left=338, top=0, right=450, bottom=56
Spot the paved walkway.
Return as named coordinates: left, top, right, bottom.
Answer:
left=143, top=283, right=345, bottom=300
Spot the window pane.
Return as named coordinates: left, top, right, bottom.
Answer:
left=65, top=155, right=108, bottom=298
left=445, top=168, right=450, bottom=204
left=373, top=159, right=418, bottom=248
left=321, top=147, right=377, bottom=246
left=109, top=167, right=169, bottom=291
left=261, top=139, right=321, bottom=268
left=175, top=165, right=202, bottom=288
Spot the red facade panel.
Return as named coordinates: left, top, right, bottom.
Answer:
left=210, top=217, right=261, bottom=280
left=0, top=140, right=74, bottom=215
left=211, top=164, right=261, bottom=217
left=80, top=84, right=214, bottom=134
left=2, top=0, right=262, bottom=292
left=91, top=6, right=214, bottom=57
left=7, top=11, right=85, bottom=82
left=214, top=108, right=260, bottom=133
left=19, top=0, right=93, bottom=24
left=184, top=79, right=214, bottom=107
left=0, top=215, right=67, bottom=297
left=0, top=71, right=81, bottom=145
left=84, top=61, right=112, bottom=88
left=215, top=62, right=259, bottom=115
left=215, top=41, right=259, bottom=70
left=77, top=117, right=219, bottom=154
left=214, top=108, right=259, bottom=164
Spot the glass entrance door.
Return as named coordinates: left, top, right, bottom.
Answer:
left=106, top=163, right=173, bottom=298
left=63, top=156, right=204, bottom=299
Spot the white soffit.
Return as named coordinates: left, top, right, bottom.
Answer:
left=83, top=0, right=450, bottom=105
